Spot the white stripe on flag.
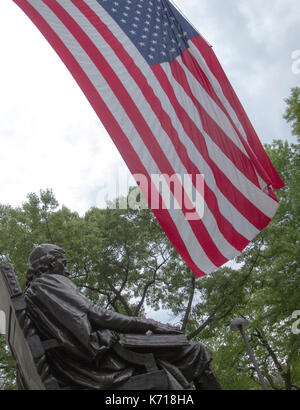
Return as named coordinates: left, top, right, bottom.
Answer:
left=188, top=40, right=250, bottom=145
left=187, top=40, right=269, bottom=191
left=160, top=61, right=279, bottom=219
left=175, top=55, right=251, bottom=160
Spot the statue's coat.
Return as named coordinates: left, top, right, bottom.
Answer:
left=25, top=274, right=214, bottom=389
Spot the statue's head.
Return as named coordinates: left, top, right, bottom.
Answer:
left=26, top=244, right=70, bottom=286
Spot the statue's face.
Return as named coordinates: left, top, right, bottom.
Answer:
left=50, top=249, right=70, bottom=277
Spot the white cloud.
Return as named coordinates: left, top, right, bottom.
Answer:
left=237, top=0, right=300, bottom=53
left=0, top=0, right=130, bottom=214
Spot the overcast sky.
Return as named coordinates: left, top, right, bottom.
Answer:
left=0, top=0, right=299, bottom=215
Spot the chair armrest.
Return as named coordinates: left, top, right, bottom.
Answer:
left=119, top=333, right=189, bottom=349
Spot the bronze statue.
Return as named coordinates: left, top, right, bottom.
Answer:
left=24, top=244, right=221, bottom=390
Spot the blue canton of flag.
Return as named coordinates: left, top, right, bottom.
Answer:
left=97, top=0, right=198, bottom=65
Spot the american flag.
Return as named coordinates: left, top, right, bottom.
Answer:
left=13, top=0, right=284, bottom=277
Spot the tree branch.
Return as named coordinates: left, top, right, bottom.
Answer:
left=181, top=273, right=196, bottom=332
left=253, top=328, right=293, bottom=390
left=80, top=285, right=120, bottom=312
left=105, top=277, right=133, bottom=316
left=134, top=278, right=155, bottom=316
left=134, top=257, right=166, bottom=316
left=187, top=250, right=261, bottom=340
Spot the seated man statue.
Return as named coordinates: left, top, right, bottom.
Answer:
left=24, top=244, right=221, bottom=390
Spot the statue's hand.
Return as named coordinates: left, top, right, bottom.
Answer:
left=147, top=319, right=183, bottom=335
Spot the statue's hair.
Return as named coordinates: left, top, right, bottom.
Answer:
left=26, top=255, right=54, bottom=287
left=26, top=245, right=65, bottom=287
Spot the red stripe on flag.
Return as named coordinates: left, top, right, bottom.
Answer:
left=12, top=0, right=208, bottom=277
left=152, top=63, right=272, bottom=231
left=191, top=36, right=284, bottom=190
left=171, top=57, right=261, bottom=189
left=181, top=48, right=273, bottom=191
